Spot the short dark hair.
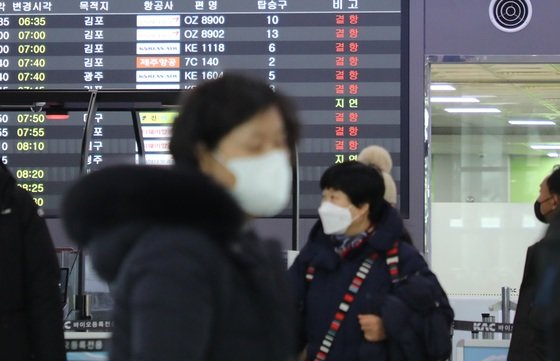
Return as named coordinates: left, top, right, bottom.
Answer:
left=320, top=161, right=387, bottom=223
left=548, top=166, right=560, bottom=196
left=170, top=73, right=299, bottom=167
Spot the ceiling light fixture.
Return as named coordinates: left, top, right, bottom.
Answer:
left=508, top=120, right=556, bottom=126
left=444, top=108, right=501, bottom=113
left=430, top=84, right=456, bottom=91
left=530, top=144, right=560, bottom=150
left=431, top=97, right=480, bottom=103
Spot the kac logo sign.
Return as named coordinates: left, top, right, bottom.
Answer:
left=473, top=322, right=496, bottom=332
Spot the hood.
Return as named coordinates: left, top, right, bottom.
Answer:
left=62, top=165, right=245, bottom=280
left=362, top=205, right=407, bottom=253
left=0, top=162, right=16, bottom=211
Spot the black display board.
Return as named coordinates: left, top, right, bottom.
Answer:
left=0, top=0, right=409, bottom=217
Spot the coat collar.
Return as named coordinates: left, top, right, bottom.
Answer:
left=301, top=206, right=406, bottom=270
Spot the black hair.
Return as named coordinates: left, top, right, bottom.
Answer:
left=320, top=161, right=388, bottom=223
left=170, top=73, right=299, bottom=167
left=548, top=166, right=560, bottom=196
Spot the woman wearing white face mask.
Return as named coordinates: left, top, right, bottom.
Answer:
left=289, top=161, right=454, bottom=361
left=62, top=74, right=300, bottom=361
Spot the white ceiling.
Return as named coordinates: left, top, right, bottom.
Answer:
left=430, top=63, right=560, bottom=156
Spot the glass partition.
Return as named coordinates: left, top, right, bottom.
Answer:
left=427, top=59, right=560, bottom=297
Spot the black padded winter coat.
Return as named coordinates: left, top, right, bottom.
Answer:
left=0, top=163, right=66, bottom=361
left=62, top=165, right=296, bottom=361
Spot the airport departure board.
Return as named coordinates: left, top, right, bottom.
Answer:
left=0, top=110, right=139, bottom=216
left=0, top=0, right=408, bottom=217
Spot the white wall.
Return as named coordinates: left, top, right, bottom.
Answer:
left=431, top=202, right=545, bottom=359
left=431, top=202, right=545, bottom=297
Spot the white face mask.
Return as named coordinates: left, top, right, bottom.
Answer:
left=221, top=150, right=292, bottom=217
left=318, top=201, right=355, bottom=235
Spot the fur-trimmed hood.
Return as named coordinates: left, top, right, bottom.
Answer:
left=62, top=165, right=245, bottom=281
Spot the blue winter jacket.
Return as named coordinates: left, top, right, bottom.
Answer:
left=289, top=206, right=453, bottom=361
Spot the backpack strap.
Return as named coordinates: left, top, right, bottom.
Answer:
left=385, top=240, right=400, bottom=283
left=307, top=240, right=401, bottom=361
left=312, top=252, right=380, bottom=361
left=305, top=266, right=315, bottom=282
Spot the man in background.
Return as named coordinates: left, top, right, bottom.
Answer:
left=0, top=162, right=66, bottom=361
left=508, top=167, right=560, bottom=361
left=535, top=219, right=560, bottom=361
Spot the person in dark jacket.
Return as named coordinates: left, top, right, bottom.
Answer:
left=0, top=162, right=66, bottom=361
left=289, top=162, right=453, bottom=361
left=534, top=211, right=560, bottom=361
left=508, top=167, right=560, bottom=361
left=61, top=73, right=299, bottom=361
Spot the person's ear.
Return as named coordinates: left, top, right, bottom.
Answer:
left=357, top=202, right=370, bottom=219
left=195, top=143, right=214, bottom=172
left=552, top=194, right=560, bottom=210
